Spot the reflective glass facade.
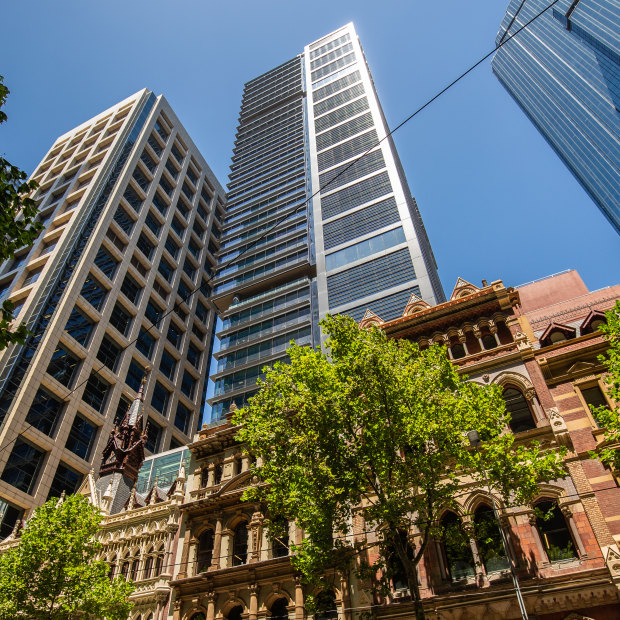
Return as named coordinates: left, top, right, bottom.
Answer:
left=209, top=24, right=444, bottom=422
left=493, top=0, right=620, bottom=233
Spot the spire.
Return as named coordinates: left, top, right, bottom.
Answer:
left=127, top=367, right=151, bottom=426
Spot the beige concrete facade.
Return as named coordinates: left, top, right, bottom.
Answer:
left=0, top=90, right=226, bottom=534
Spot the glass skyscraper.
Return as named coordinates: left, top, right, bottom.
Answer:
left=492, top=0, right=620, bottom=233
left=209, top=23, right=444, bottom=421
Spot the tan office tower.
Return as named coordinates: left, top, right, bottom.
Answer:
left=0, top=90, right=225, bottom=535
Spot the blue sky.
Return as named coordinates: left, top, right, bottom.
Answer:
left=1, top=0, right=618, bottom=295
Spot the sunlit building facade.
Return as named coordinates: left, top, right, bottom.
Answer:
left=209, top=23, right=444, bottom=422
left=0, top=90, right=225, bottom=536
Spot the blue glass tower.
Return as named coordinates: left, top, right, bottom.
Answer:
left=492, top=0, right=620, bottom=233
left=208, top=24, right=445, bottom=421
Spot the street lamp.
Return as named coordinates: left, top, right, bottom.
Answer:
left=467, top=430, right=529, bottom=620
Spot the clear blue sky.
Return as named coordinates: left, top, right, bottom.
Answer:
left=1, top=0, right=618, bottom=295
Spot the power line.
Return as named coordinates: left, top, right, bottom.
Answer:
left=0, top=0, right=560, bottom=472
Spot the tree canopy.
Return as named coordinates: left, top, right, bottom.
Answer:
left=593, top=300, right=620, bottom=471
left=234, top=314, right=566, bottom=619
left=0, top=494, right=133, bottom=620
left=0, top=75, right=42, bottom=350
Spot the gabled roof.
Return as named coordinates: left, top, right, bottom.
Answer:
left=403, top=292, right=431, bottom=317
left=359, top=309, right=383, bottom=328
left=539, top=321, right=577, bottom=345
left=580, top=309, right=606, bottom=334
left=450, top=277, right=481, bottom=301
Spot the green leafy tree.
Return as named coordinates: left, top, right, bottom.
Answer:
left=0, top=75, right=42, bottom=350
left=592, top=300, right=620, bottom=470
left=234, top=315, right=566, bottom=619
left=0, top=494, right=134, bottom=619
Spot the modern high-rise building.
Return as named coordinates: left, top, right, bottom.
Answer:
left=0, top=90, right=225, bottom=535
left=492, top=0, right=620, bottom=233
left=208, top=23, right=444, bottom=421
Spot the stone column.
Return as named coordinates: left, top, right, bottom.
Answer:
left=205, top=591, right=216, bottom=620
left=211, top=512, right=223, bottom=570
left=172, top=599, right=182, bottom=620
left=249, top=583, right=259, bottom=620
left=188, top=538, right=199, bottom=576
left=177, top=525, right=192, bottom=579
left=294, top=574, right=305, bottom=620
left=463, top=518, right=484, bottom=584
left=473, top=325, right=484, bottom=351
left=458, top=330, right=469, bottom=355
left=488, top=320, right=501, bottom=346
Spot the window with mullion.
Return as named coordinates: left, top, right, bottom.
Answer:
left=26, top=387, right=65, bottom=436
left=81, top=372, right=111, bottom=413
left=64, top=307, right=95, bottom=346
left=109, top=303, right=133, bottom=337
left=65, top=414, right=97, bottom=460
left=1, top=439, right=46, bottom=494
left=96, top=335, right=122, bottom=372
left=46, top=345, right=81, bottom=388
left=94, top=247, right=119, bottom=280
left=80, top=274, right=107, bottom=311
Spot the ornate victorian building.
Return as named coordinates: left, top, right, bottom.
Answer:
left=78, top=379, right=190, bottom=620
left=170, top=271, right=620, bottom=620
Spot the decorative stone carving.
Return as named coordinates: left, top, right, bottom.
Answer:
left=548, top=407, right=574, bottom=450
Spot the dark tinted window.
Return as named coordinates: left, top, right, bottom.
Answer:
left=94, top=247, right=119, bottom=280
left=47, top=463, right=82, bottom=500
left=174, top=402, right=191, bottom=434
left=96, top=335, right=122, bottom=372
left=26, top=387, right=64, bottom=436
left=126, top=359, right=145, bottom=392
left=80, top=274, right=107, bottom=311
left=160, top=350, right=177, bottom=380
left=121, top=273, right=142, bottom=304
left=47, top=346, right=80, bottom=387
left=65, top=307, right=94, bottom=346
left=1, top=439, right=45, bottom=494
left=65, top=414, right=97, bottom=460
left=151, top=382, right=171, bottom=416
left=109, top=303, right=133, bottom=336
left=145, top=419, right=162, bottom=453
left=82, top=372, right=110, bottom=413
left=136, top=328, right=156, bottom=359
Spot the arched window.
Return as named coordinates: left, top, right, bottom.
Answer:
left=451, top=343, right=465, bottom=359
left=108, top=555, right=116, bottom=580
left=535, top=501, right=577, bottom=562
left=143, top=551, right=154, bottom=580
left=387, top=530, right=413, bottom=591
left=481, top=333, right=497, bottom=350
left=197, top=529, right=214, bottom=572
left=227, top=605, right=243, bottom=620
left=315, top=591, right=338, bottom=620
left=130, top=550, right=140, bottom=581
left=440, top=512, right=475, bottom=581
left=154, top=544, right=165, bottom=576
left=270, top=597, right=289, bottom=619
left=473, top=505, right=509, bottom=573
left=232, top=522, right=248, bottom=566
left=234, top=456, right=243, bottom=476
left=200, top=468, right=209, bottom=488
left=503, top=387, right=536, bottom=433
left=272, top=519, right=289, bottom=558
left=120, top=554, right=131, bottom=579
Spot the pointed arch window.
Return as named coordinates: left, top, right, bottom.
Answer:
left=130, top=549, right=140, bottom=581
left=232, top=521, right=248, bottom=566
left=503, top=387, right=536, bottom=433
left=386, top=529, right=413, bottom=590
left=440, top=512, right=475, bottom=581
left=143, top=549, right=154, bottom=579
left=108, top=555, right=117, bottom=580
left=473, top=505, right=509, bottom=573
left=154, top=544, right=165, bottom=575
left=535, top=500, right=577, bottom=562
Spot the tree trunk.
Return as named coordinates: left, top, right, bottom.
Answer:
left=391, top=530, right=426, bottom=620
